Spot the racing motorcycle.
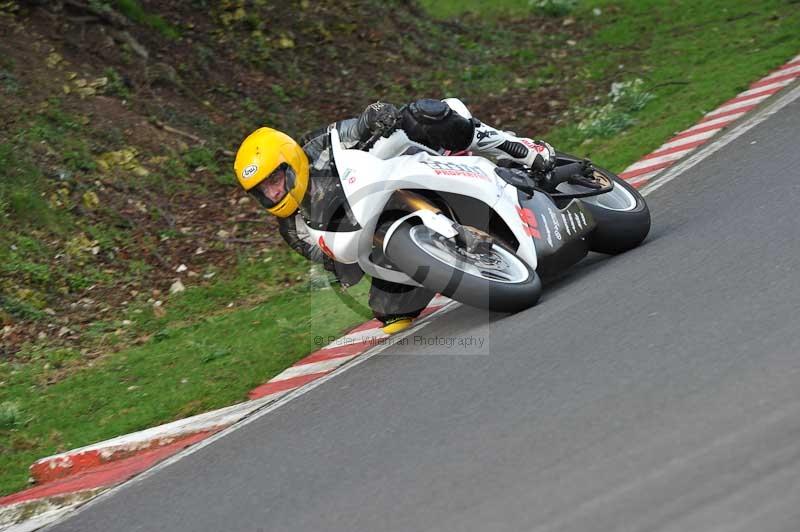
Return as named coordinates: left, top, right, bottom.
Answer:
left=300, top=112, right=650, bottom=313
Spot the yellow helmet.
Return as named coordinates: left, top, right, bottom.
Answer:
left=233, top=127, right=310, bottom=218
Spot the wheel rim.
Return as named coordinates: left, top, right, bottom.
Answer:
left=556, top=171, right=638, bottom=212
left=408, top=225, right=530, bottom=284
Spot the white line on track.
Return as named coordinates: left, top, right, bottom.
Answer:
left=321, top=327, right=387, bottom=349
left=269, top=355, right=359, bottom=380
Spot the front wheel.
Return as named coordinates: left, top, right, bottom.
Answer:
left=584, top=173, right=650, bottom=254
left=557, top=169, right=650, bottom=254
left=384, top=222, right=542, bottom=312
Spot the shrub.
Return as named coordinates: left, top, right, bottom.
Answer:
left=0, top=402, right=21, bottom=430
left=578, top=104, right=635, bottom=137
left=577, top=78, right=655, bottom=138
left=103, top=67, right=131, bottom=98
left=530, top=0, right=577, bottom=17
left=610, top=78, right=656, bottom=112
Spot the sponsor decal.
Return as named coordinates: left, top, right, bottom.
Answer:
left=318, top=236, right=336, bottom=260
left=561, top=213, right=573, bottom=235
left=520, top=138, right=545, bottom=153
left=547, top=208, right=563, bottom=241
left=476, top=129, right=498, bottom=145
left=242, top=164, right=258, bottom=179
left=421, top=161, right=489, bottom=180
left=342, top=168, right=357, bottom=184
left=540, top=214, right=553, bottom=247
left=476, top=129, right=498, bottom=141
left=516, top=206, right=541, bottom=239
left=523, top=139, right=555, bottom=160
left=570, top=212, right=581, bottom=230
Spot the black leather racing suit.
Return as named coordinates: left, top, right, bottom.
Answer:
left=278, top=99, right=555, bottom=324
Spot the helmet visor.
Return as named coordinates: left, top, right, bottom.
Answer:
left=249, top=164, right=296, bottom=210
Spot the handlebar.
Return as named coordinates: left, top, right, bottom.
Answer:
left=356, top=105, right=408, bottom=151
left=551, top=162, right=585, bottom=181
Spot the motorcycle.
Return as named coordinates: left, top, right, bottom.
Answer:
left=299, top=118, right=650, bottom=313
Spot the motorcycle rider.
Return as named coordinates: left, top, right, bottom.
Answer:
left=234, top=98, right=557, bottom=334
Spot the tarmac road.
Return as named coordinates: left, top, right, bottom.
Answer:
left=48, top=96, right=800, bottom=532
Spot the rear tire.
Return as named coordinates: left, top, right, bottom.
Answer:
left=384, top=222, right=542, bottom=312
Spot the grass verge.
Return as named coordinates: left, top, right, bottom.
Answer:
left=547, top=0, right=800, bottom=171
left=423, top=0, right=800, bottom=171
left=0, top=274, right=370, bottom=496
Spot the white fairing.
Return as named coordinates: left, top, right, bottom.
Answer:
left=304, top=128, right=539, bottom=286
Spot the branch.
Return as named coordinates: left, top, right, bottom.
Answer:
left=66, top=15, right=101, bottom=24
left=650, top=80, right=690, bottom=90
left=149, top=121, right=235, bottom=159
left=63, top=0, right=130, bottom=28
left=112, top=30, right=149, bottom=60
left=150, top=119, right=206, bottom=145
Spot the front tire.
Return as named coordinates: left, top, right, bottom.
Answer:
left=554, top=153, right=650, bottom=254
left=384, top=222, right=542, bottom=312
left=581, top=173, right=650, bottom=254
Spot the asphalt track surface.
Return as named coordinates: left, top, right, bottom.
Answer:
left=49, top=99, right=800, bottom=532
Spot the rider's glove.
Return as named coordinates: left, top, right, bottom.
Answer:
left=567, top=159, right=601, bottom=189
left=529, top=140, right=556, bottom=172
left=532, top=156, right=601, bottom=191
left=357, top=102, right=401, bottom=139
left=528, top=150, right=555, bottom=186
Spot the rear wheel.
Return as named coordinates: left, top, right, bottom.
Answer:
left=384, top=222, right=542, bottom=312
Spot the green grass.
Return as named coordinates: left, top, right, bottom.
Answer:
left=0, top=104, right=111, bottom=320
left=0, top=144, right=60, bottom=232
left=0, top=273, right=370, bottom=495
left=422, top=0, right=800, bottom=173
left=113, top=0, right=181, bottom=39
left=546, top=0, right=800, bottom=172
left=421, top=0, right=548, bottom=17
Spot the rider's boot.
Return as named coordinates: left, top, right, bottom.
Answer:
left=381, top=316, right=415, bottom=334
